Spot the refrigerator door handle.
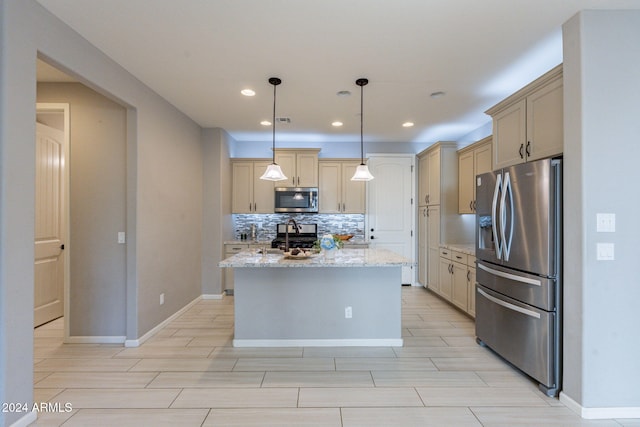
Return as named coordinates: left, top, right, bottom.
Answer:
left=492, top=173, right=503, bottom=259
left=477, top=262, right=542, bottom=287
left=500, top=172, right=514, bottom=261
left=477, top=288, right=541, bottom=319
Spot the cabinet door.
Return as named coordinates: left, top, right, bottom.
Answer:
left=253, top=161, right=275, bottom=213
left=427, top=148, right=441, bottom=205
left=468, top=267, right=476, bottom=318
left=526, top=77, right=563, bottom=162
left=232, top=162, right=253, bottom=213
left=274, top=151, right=297, bottom=187
left=458, top=150, right=474, bottom=214
left=342, top=162, right=365, bottom=213
left=418, top=154, right=429, bottom=206
left=426, top=206, right=440, bottom=293
left=493, top=99, right=526, bottom=169
left=297, top=152, right=319, bottom=187
left=439, top=258, right=452, bottom=300
left=474, top=142, right=493, bottom=176
left=319, top=162, right=341, bottom=213
left=451, top=261, right=468, bottom=311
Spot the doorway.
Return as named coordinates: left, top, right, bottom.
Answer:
left=35, top=104, right=70, bottom=330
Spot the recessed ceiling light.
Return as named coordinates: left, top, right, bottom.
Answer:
left=402, top=122, right=414, bottom=127
left=430, top=91, right=446, bottom=99
left=332, top=121, right=343, bottom=127
left=336, top=90, right=351, bottom=97
left=241, top=89, right=256, bottom=96
left=260, top=120, right=271, bottom=126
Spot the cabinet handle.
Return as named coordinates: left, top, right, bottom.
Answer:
left=249, top=203, right=252, bottom=212
left=424, top=195, right=428, bottom=204
left=526, top=141, right=531, bottom=157
left=342, top=203, right=346, bottom=212
left=449, top=264, right=453, bottom=274
left=426, top=208, right=429, bottom=217
left=254, top=203, right=257, bottom=211
left=455, top=255, right=463, bottom=260
left=473, top=200, right=476, bottom=211
left=519, top=143, right=524, bottom=159
left=292, top=176, right=295, bottom=186
left=469, top=200, right=473, bottom=211
left=426, top=194, right=430, bottom=204
left=467, top=270, right=471, bottom=281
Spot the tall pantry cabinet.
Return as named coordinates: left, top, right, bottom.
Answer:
left=417, top=142, right=461, bottom=294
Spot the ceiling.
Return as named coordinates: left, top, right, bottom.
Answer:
left=36, top=0, right=639, bottom=145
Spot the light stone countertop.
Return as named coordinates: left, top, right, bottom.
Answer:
left=219, top=247, right=412, bottom=268
left=440, top=243, right=476, bottom=256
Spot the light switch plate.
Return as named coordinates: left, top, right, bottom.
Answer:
left=596, top=213, right=615, bottom=232
left=596, top=243, right=614, bottom=261
left=118, top=232, right=126, bottom=244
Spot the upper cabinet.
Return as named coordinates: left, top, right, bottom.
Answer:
left=418, top=145, right=448, bottom=206
left=318, top=160, right=365, bottom=213
left=458, top=136, right=492, bottom=214
left=486, top=65, right=563, bottom=169
left=274, top=149, right=320, bottom=187
left=232, top=160, right=275, bottom=213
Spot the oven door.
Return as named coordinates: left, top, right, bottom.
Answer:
left=274, top=187, right=318, bottom=213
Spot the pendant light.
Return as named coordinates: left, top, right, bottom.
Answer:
left=351, top=78, right=374, bottom=181
left=260, top=77, right=288, bottom=181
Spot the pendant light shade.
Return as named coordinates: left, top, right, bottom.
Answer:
left=351, top=78, right=374, bottom=181
left=260, top=77, right=288, bottom=181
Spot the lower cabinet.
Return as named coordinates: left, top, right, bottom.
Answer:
left=224, top=243, right=262, bottom=294
left=437, top=247, right=476, bottom=318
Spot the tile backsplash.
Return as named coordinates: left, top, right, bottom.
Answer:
left=233, top=213, right=365, bottom=241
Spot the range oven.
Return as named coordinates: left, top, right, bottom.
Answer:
left=274, top=187, right=318, bottom=213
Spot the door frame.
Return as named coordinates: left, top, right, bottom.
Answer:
left=365, top=153, right=416, bottom=285
left=36, top=103, right=71, bottom=341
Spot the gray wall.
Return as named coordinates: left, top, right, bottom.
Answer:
left=563, top=11, right=640, bottom=409
left=202, top=128, right=234, bottom=295
left=0, top=2, right=204, bottom=424
left=38, top=82, right=127, bottom=337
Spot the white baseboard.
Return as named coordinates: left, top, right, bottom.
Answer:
left=560, top=392, right=640, bottom=419
left=64, top=335, right=126, bottom=344
left=124, top=295, right=203, bottom=347
left=201, top=293, right=224, bottom=300
left=9, top=410, right=37, bottom=427
left=233, top=338, right=403, bottom=347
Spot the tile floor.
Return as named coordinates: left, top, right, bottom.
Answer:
left=32, top=286, right=638, bottom=426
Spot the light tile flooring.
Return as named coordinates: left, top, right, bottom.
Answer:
left=33, top=286, right=638, bottom=426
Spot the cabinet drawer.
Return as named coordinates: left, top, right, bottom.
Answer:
left=451, top=250, right=468, bottom=265
left=468, top=254, right=477, bottom=267
left=439, top=247, right=452, bottom=259
left=225, top=244, right=248, bottom=254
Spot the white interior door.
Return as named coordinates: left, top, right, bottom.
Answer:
left=366, top=155, right=415, bottom=284
left=34, top=122, right=66, bottom=327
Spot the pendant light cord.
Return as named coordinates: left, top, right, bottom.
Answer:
left=356, top=78, right=368, bottom=166
left=360, top=82, right=364, bottom=165
left=272, top=81, right=277, bottom=164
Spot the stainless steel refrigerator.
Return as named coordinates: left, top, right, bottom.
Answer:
left=475, top=157, right=562, bottom=396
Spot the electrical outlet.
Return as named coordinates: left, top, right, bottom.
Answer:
left=345, top=306, right=352, bottom=319
left=160, top=293, right=165, bottom=305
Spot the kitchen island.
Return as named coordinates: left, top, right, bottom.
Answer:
left=219, top=248, right=411, bottom=347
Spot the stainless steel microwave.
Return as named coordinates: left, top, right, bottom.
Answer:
left=274, top=187, right=318, bottom=213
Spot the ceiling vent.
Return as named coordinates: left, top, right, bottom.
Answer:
left=275, top=117, right=291, bottom=124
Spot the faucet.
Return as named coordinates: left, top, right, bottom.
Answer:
left=284, top=218, right=299, bottom=252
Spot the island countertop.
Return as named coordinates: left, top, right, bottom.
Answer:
left=219, top=247, right=412, bottom=268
